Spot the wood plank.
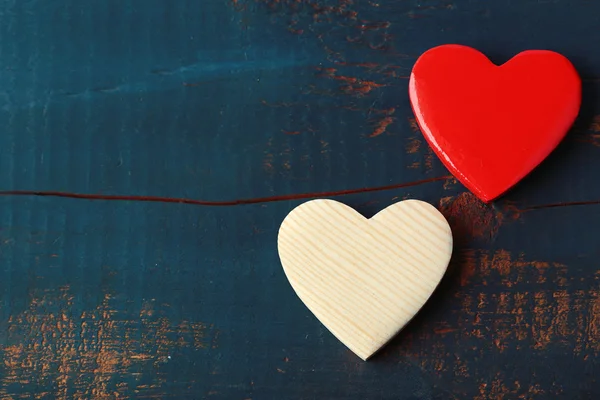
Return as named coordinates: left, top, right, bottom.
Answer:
left=1, top=0, right=600, bottom=398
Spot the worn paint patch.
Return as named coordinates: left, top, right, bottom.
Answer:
left=369, top=108, right=395, bottom=137
left=233, top=0, right=404, bottom=140
left=262, top=137, right=294, bottom=177
left=585, top=115, right=600, bottom=146
left=572, top=115, right=600, bottom=147
left=459, top=283, right=597, bottom=355
left=458, top=249, right=561, bottom=287
left=590, top=115, right=600, bottom=132
left=439, top=193, right=504, bottom=241
left=391, top=249, right=598, bottom=398
left=317, top=66, right=387, bottom=97
left=424, top=149, right=435, bottom=173
left=405, top=118, right=440, bottom=172
left=0, top=286, right=214, bottom=399
left=405, top=138, right=421, bottom=155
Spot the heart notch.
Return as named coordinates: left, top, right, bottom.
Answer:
left=409, top=44, right=581, bottom=202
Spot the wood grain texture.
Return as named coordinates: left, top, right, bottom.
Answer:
left=278, top=199, right=452, bottom=360
left=1, top=0, right=600, bottom=398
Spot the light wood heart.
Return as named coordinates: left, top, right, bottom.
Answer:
left=277, top=199, right=453, bottom=360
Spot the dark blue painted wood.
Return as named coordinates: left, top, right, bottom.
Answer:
left=1, top=1, right=600, bottom=398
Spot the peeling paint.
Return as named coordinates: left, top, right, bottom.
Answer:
left=0, top=286, right=214, bottom=398
left=439, top=193, right=504, bottom=241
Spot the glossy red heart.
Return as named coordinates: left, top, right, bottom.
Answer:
left=409, top=44, right=581, bottom=202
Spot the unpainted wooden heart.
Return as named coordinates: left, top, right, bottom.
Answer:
left=277, top=199, right=452, bottom=360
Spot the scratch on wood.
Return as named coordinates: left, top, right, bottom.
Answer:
left=0, top=176, right=452, bottom=207
left=521, top=198, right=600, bottom=211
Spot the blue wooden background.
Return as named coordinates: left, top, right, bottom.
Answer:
left=1, top=1, right=600, bottom=398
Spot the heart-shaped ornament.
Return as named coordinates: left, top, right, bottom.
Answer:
left=277, top=199, right=452, bottom=360
left=409, top=44, right=581, bottom=202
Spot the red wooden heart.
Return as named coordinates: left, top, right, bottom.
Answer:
left=409, top=44, right=581, bottom=202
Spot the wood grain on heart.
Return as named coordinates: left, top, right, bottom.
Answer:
left=409, top=44, right=581, bottom=202
left=277, top=199, right=453, bottom=360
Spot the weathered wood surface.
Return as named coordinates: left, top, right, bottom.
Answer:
left=1, top=0, right=600, bottom=398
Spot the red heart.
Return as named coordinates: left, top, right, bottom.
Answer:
left=409, top=44, right=581, bottom=202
